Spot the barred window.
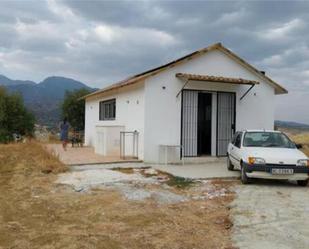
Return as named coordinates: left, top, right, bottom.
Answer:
left=99, top=99, right=116, bottom=120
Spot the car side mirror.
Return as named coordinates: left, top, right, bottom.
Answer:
left=295, top=143, right=303, bottom=149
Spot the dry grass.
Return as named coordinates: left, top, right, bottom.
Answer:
left=279, top=128, right=309, bottom=156
left=0, top=141, right=67, bottom=174
left=48, top=133, right=62, bottom=144
left=292, top=133, right=309, bottom=156
left=0, top=142, right=235, bottom=249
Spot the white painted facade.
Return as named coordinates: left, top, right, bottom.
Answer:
left=85, top=48, right=280, bottom=163
left=85, top=82, right=145, bottom=158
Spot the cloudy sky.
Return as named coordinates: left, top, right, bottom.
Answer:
left=1, top=0, right=309, bottom=123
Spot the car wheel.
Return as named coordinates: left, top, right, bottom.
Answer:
left=297, top=180, right=308, bottom=187
left=241, top=165, right=249, bottom=184
left=227, top=156, right=234, bottom=171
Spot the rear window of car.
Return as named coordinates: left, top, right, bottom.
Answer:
left=243, top=132, right=295, bottom=148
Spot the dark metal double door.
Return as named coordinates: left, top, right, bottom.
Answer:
left=216, top=92, right=236, bottom=156
left=182, top=91, right=211, bottom=157
left=182, top=90, right=235, bottom=157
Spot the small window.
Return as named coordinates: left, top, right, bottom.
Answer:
left=234, top=133, right=242, bottom=148
left=99, top=99, right=116, bottom=120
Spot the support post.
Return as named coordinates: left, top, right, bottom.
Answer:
left=176, top=79, right=189, bottom=98
left=240, top=84, right=255, bottom=101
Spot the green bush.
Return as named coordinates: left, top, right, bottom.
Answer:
left=61, top=88, right=91, bottom=131
left=0, top=87, right=35, bottom=143
left=166, top=176, right=195, bottom=188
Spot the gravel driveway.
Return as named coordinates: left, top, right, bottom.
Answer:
left=231, top=180, right=309, bottom=249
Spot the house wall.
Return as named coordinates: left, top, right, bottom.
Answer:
left=84, top=81, right=145, bottom=159
left=144, top=49, right=275, bottom=163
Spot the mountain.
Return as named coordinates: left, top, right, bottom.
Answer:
left=0, top=74, right=36, bottom=86
left=1, top=75, right=95, bottom=127
left=275, top=120, right=309, bottom=129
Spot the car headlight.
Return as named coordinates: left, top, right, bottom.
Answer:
left=248, top=157, right=266, bottom=165
left=297, top=159, right=309, bottom=167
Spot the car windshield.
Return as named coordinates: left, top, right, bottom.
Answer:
left=243, top=132, right=296, bottom=148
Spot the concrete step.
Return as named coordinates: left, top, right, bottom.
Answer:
left=182, top=156, right=226, bottom=164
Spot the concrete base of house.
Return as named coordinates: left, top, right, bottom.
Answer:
left=69, top=160, right=240, bottom=180
left=176, top=156, right=228, bottom=165
left=70, top=162, right=146, bottom=171
left=155, top=156, right=229, bottom=166
left=151, top=163, right=240, bottom=179
left=45, top=144, right=142, bottom=166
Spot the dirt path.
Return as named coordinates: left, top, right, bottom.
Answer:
left=231, top=180, right=309, bottom=249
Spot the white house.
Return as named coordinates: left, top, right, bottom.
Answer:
left=83, top=43, right=287, bottom=163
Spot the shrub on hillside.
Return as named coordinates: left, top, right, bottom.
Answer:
left=0, top=87, right=35, bottom=143
left=61, top=88, right=91, bottom=131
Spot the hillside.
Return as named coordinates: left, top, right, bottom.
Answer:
left=0, top=74, right=36, bottom=86
left=1, top=75, right=95, bottom=127
left=275, top=120, right=309, bottom=129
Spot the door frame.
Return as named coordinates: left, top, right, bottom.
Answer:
left=180, top=89, right=236, bottom=158
left=216, top=92, right=236, bottom=157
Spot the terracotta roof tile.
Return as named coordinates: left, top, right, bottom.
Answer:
left=176, top=73, right=260, bottom=85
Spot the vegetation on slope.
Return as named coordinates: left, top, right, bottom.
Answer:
left=0, top=87, right=35, bottom=143
left=61, top=88, right=92, bottom=131
left=1, top=74, right=95, bottom=127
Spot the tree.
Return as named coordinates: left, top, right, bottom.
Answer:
left=61, top=88, right=91, bottom=131
left=0, top=87, right=35, bottom=143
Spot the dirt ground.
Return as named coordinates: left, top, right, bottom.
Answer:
left=0, top=142, right=236, bottom=249
left=231, top=180, right=309, bottom=249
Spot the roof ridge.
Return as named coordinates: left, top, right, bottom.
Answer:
left=82, top=42, right=287, bottom=99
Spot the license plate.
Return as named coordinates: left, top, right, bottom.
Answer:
left=271, top=168, right=294, bottom=175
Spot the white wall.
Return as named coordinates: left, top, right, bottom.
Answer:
left=85, top=81, right=145, bottom=159
left=95, top=126, right=124, bottom=156
left=144, top=49, right=275, bottom=163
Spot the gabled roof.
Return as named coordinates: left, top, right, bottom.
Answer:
left=83, top=43, right=287, bottom=99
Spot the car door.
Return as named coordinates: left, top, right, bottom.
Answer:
left=229, top=132, right=242, bottom=170
left=228, top=132, right=239, bottom=166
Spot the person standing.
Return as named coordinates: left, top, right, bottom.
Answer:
left=60, top=117, right=70, bottom=151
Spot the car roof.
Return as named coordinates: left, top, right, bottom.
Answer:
left=240, top=130, right=282, bottom=133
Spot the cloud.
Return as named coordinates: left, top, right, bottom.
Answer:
left=46, top=0, right=75, bottom=20
left=261, top=18, right=305, bottom=41
left=94, top=25, right=117, bottom=43
left=261, top=54, right=284, bottom=67
left=0, top=0, right=309, bottom=123
left=93, top=24, right=177, bottom=46
left=214, top=8, right=248, bottom=26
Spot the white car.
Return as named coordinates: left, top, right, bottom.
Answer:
left=227, top=130, right=309, bottom=186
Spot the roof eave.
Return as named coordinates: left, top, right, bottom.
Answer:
left=216, top=45, right=288, bottom=95
left=80, top=78, right=143, bottom=100
left=275, top=88, right=288, bottom=95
